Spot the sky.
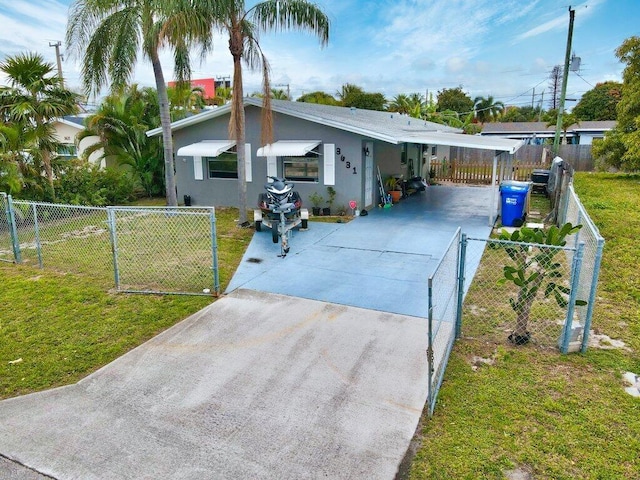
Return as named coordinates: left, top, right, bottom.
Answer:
left=1, top=0, right=639, bottom=110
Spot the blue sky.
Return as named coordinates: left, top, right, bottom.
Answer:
left=1, top=0, right=639, bottom=108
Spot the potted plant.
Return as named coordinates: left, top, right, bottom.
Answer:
left=308, top=192, right=324, bottom=216
left=385, top=177, right=403, bottom=203
left=324, top=186, right=337, bottom=216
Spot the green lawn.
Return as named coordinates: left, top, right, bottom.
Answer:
left=409, top=172, right=640, bottom=479
left=0, top=206, right=253, bottom=399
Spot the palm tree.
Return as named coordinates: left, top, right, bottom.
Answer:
left=167, top=84, right=206, bottom=120
left=66, top=0, right=201, bottom=206
left=547, top=112, right=579, bottom=145
left=336, top=83, right=363, bottom=106
left=80, top=85, right=164, bottom=196
left=388, top=94, right=411, bottom=114
left=210, top=0, right=330, bottom=224
left=473, top=95, right=504, bottom=123
left=0, top=52, right=80, bottom=197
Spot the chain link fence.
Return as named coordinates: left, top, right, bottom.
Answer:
left=12, top=199, right=112, bottom=285
left=108, top=207, right=218, bottom=295
left=460, top=236, right=580, bottom=350
left=558, top=184, right=605, bottom=352
left=0, top=195, right=219, bottom=295
left=427, top=228, right=461, bottom=416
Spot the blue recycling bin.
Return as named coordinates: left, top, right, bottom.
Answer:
left=500, top=181, right=530, bottom=227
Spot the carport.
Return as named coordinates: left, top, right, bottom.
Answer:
left=394, top=132, right=524, bottom=226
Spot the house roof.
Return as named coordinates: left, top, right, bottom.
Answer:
left=147, top=98, right=523, bottom=153
left=53, top=115, right=89, bottom=129
left=481, top=120, right=616, bottom=135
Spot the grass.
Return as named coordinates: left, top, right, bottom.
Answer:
left=0, top=205, right=252, bottom=399
left=409, top=173, right=640, bottom=479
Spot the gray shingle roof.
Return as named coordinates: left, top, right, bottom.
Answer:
left=147, top=97, right=460, bottom=143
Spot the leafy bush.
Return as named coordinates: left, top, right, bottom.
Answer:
left=54, top=160, right=136, bottom=206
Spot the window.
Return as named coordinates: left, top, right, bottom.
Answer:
left=283, top=155, right=319, bottom=182
left=431, top=145, right=437, bottom=156
left=207, top=153, right=237, bottom=179
left=57, top=144, right=77, bottom=158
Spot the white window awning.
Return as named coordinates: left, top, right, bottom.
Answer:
left=256, top=140, right=321, bottom=157
left=177, top=140, right=236, bottom=157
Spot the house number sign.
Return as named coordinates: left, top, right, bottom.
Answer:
left=336, top=147, right=357, bottom=174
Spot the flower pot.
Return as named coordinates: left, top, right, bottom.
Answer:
left=322, top=207, right=331, bottom=216
left=312, top=207, right=321, bottom=216
left=389, top=190, right=402, bottom=203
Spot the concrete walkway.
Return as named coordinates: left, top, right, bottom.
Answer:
left=0, top=185, right=494, bottom=479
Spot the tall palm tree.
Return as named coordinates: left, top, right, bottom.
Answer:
left=210, top=0, right=329, bottom=224
left=388, top=94, right=410, bottom=114
left=473, top=95, right=504, bottom=123
left=0, top=52, right=80, bottom=197
left=66, top=0, right=202, bottom=206
left=167, top=84, right=206, bottom=120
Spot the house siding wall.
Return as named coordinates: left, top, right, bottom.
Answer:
left=173, top=106, right=404, bottom=210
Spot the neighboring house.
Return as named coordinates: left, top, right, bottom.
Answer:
left=147, top=98, right=522, bottom=218
left=51, top=115, right=104, bottom=167
left=480, top=121, right=616, bottom=145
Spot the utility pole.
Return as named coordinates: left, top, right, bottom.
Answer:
left=531, top=88, right=535, bottom=108
left=553, top=6, right=575, bottom=155
left=49, top=41, right=64, bottom=88
left=275, top=83, right=290, bottom=100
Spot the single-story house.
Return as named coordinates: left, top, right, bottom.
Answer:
left=52, top=115, right=104, bottom=167
left=147, top=98, right=522, bottom=223
left=480, top=121, right=616, bottom=145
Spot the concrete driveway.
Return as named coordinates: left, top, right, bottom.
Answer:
left=0, top=185, right=494, bottom=479
left=228, top=184, right=493, bottom=317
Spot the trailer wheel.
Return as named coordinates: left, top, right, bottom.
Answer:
left=255, top=220, right=262, bottom=232
left=271, top=220, right=279, bottom=243
left=301, top=219, right=308, bottom=229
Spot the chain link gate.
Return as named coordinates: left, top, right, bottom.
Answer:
left=108, top=207, right=219, bottom=295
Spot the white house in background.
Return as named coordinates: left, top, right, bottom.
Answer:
left=51, top=115, right=104, bottom=167
left=480, top=121, right=616, bottom=145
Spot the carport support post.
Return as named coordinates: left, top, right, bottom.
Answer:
left=455, top=233, right=467, bottom=339
left=489, top=153, right=499, bottom=226
left=427, top=277, right=434, bottom=416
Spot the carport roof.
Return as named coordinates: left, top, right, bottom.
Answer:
left=147, top=98, right=523, bottom=153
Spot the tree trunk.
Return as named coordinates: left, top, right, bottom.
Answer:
left=230, top=29, right=247, bottom=225
left=512, top=269, right=546, bottom=340
left=151, top=49, right=177, bottom=207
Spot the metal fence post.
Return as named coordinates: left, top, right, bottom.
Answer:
left=209, top=207, right=220, bottom=294
left=561, top=241, right=585, bottom=354
left=6, top=195, right=21, bottom=263
left=455, top=233, right=467, bottom=339
left=581, top=238, right=605, bottom=353
left=32, top=203, right=43, bottom=268
left=107, top=207, right=121, bottom=290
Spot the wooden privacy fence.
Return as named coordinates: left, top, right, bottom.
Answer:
left=431, top=159, right=542, bottom=185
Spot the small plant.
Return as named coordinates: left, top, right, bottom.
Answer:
left=385, top=176, right=402, bottom=191
left=326, top=186, right=337, bottom=209
left=308, top=192, right=324, bottom=208
left=494, top=222, right=586, bottom=345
